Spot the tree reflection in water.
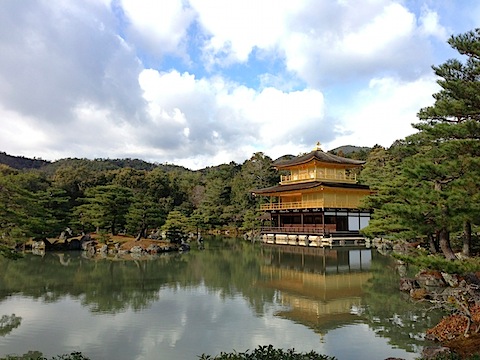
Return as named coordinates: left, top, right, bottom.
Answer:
left=0, top=314, right=22, bottom=337
left=0, top=237, right=443, bottom=355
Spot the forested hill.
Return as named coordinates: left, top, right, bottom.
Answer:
left=41, top=157, right=187, bottom=175
left=0, top=151, right=51, bottom=170
left=0, top=152, right=189, bottom=174
left=0, top=146, right=371, bottom=173
left=274, top=145, right=372, bottom=164
left=329, top=145, right=371, bottom=160
left=330, top=145, right=371, bottom=155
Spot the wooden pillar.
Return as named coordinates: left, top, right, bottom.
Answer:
left=322, top=210, right=325, bottom=235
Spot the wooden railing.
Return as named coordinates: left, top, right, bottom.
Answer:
left=260, top=199, right=360, bottom=210
left=261, top=225, right=336, bottom=235
left=260, top=200, right=324, bottom=210
left=280, top=172, right=357, bottom=184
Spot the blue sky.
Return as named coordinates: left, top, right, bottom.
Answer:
left=0, top=0, right=479, bottom=169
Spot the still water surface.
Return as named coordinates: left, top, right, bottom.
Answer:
left=0, top=238, right=441, bottom=359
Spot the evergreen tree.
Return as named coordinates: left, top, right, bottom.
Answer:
left=362, top=29, right=480, bottom=259
left=231, top=152, right=277, bottom=229
left=414, top=29, right=480, bottom=257
left=0, top=170, right=58, bottom=244
left=161, top=210, right=189, bottom=243
left=75, top=185, right=132, bottom=235
left=126, top=193, right=169, bottom=240
left=196, top=163, right=239, bottom=229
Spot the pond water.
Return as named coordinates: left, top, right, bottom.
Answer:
left=0, top=238, right=442, bottom=360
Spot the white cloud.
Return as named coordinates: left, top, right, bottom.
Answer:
left=137, top=68, right=325, bottom=167
left=340, top=3, right=415, bottom=56
left=0, top=0, right=470, bottom=169
left=189, top=0, right=294, bottom=66
left=418, top=6, right=449, bottom=40
left=324, top=74, right=440, bottom=150
left=281, top=1, right=438, bottom=86
left=139, top=0, right=441, bottom=85
left=0, top=0, right=146, bottom=124
left=0, top=106, right=50, bottom=155
left=120, top=0, right=195, bottom=58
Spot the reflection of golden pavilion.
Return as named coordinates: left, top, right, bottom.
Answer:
left=258, top=247, right=372, bottom=334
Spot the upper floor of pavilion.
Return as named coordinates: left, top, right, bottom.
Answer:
left=275, top=143, right=365, bottom=185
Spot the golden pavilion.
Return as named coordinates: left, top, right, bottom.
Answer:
left=253, top=143, right=372, bottom=246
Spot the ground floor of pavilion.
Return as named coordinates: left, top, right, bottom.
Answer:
left=259, top=208, right=371, bottom=247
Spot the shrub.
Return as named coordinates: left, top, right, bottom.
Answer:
left=198, top=345, right=336, bottom=360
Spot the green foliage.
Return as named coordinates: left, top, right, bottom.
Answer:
left=162, top=210, right=189, bottom=243
left=361, top=29, right=480, bottom=259
left=417, top=351, right=480, bottom=360
left=0, top=170, right=66, bottom=243
left=196, top=162, right=240, bottom=229
left=0, top=314, right=22, bottom=336
left=0, top=147, right=289, bottom=243
left=417, top=29, right=480, bottom=124
left=241, top=209, right=262, bottom=231
left=393, top=252, right=480, bottom=274
left=231, top=153, right=277, bottom=229
left=74, top=185, right=132, bottom=235
left=0, top=244, right=23, bottom=259
left=126, top=193, right=169, bottom=239
left=51, top=162, right=109, bottom=204
left=0, top=352, right=89, bottom=360
left=49, top=352, right=89, bottom=360
left=198, top=345, right=336, bottom=360
left=329, top=146, right=371, bottom=161
left=96, top=230, right=111, bottom=244
left=0, top=152, right=50, bottom=170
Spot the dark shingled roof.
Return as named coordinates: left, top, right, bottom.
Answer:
left=253, top=181, right=370, bottom=195
left=274, top=149, right=365, bottom=168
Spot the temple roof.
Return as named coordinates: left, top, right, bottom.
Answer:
left=252, top=181, right=370, bottom=195
left=274, top=146, right=365, bottom=169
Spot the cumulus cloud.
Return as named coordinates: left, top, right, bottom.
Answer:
left=324, top=74, right=440, bottom=150
left=172, top=0, right=447, bottom=84
left=120, top=0, right=195, bottom=59
left=0, top=0, right=470, bottom=169
left=137, top=68, right=325, bottom=168
left=0, top=1, right=145, bottom=121
left=418, top=6, right=449, bottom=40
left=281, top=1, right=441, bottom=86
left=189, top=0, right=293, bottom=67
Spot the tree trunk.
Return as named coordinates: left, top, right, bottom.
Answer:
left=135, top=226, right=147, bottom=241
left=428, top=233, right=439, bottom=254
left=111, top=218, right=116, bottom=235
left=439, top=228, right=456, bottom=260
left=462, top=220, right=472, bottom=257
left=433, top=181, right=456, bottom=260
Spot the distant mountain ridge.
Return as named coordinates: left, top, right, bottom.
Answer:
left=0, top=152, right=187, bottom=173
left=0, top=151, right=51, bottom=170
left=330, top=145, right=371, bottom=155
left=0, top=145, right=371, bottom=172
left=273, top=145, right=371, bottom=164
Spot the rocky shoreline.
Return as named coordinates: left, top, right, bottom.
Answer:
left=373, top=238, right=480, bottom=359
left=26, top=234, right=190, bottom=259
left=399, top=267, right=480, bottom=358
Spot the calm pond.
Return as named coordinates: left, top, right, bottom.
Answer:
left=0, top=238, right=442, bottom=360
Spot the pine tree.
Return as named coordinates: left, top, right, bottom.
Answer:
left=75, top=185, right=132, bottom=235
left=362, top=29, right=480, bottom=259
